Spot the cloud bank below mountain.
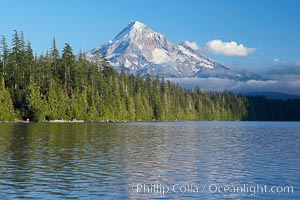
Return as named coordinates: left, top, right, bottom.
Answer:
left=167, top=61, right=300, bottom=96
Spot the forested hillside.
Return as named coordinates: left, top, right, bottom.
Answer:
left=0, top=32, right=299, bottom=121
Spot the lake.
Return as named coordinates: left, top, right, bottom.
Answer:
left=0, top=122, right=299, bottom=199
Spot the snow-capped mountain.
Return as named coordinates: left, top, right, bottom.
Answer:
left=86, top=21, right=259, bottom=80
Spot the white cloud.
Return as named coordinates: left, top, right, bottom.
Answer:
left=273, top=58, right=280, bottom=63
left=183, top=41, right=199, bottom=51
left=206, top=39, right=255, bottom=56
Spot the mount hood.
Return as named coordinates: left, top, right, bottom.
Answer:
left=86, top=21, right=259, bottom=80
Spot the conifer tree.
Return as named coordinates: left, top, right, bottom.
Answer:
left=61, top=43, right=74, bottom=94
left=1, top=36, right=9, bottom=77
left=50, top=38, right=60, bottom=78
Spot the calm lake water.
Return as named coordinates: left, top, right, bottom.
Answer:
left=0, top=122, right=299, bottom=199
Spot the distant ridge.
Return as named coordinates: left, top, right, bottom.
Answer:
left=243, top=91, right=300, bottom=100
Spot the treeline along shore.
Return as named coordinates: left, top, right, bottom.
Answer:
left=0, top=32, right=300, bottom=122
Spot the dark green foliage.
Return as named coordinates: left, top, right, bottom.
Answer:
left=0, top=75, right=15, bottom=120
left=0, top=31, right=299, bottom=122
left=26, top=82, right=47, bottom=121
left=245, top=96, right=300, bottom=121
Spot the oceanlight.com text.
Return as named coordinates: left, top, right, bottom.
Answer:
left=208, top=184, right=294, bottom=195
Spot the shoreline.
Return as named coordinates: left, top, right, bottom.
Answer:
left=0, top=119, right=129, bottom=123
left=47, top=119, right=85, bottom=123
left=0, top=119, right=299, bottom=123
left=0, top=119, right=86, bottom=123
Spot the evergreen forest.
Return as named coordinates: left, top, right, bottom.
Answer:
left=0, top=32, right=299, bottom=122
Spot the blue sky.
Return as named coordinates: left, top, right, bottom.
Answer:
left=1, top=0, right=300, bottom=70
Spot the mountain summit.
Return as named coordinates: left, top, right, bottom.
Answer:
left=86, top=21, right=259, bottom=80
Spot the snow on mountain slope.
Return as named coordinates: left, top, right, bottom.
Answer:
left=86, top=21, right=259, bottom=80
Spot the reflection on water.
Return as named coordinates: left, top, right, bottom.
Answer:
left=0, top=122, right=299, bottom=199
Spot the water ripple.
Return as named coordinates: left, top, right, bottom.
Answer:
left=0, top=122, right=299, bottom=199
